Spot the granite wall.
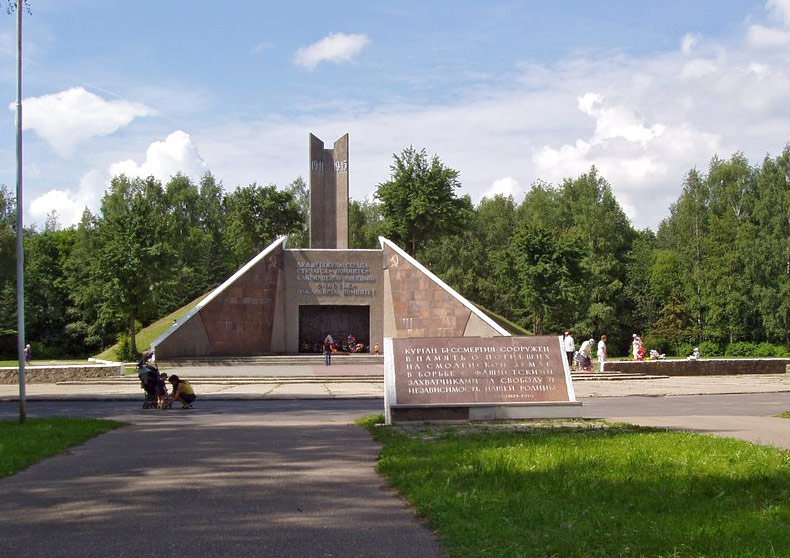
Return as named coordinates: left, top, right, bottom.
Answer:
left=0, top=365, right=123, bottom=384
left=610, top=358, right=790, bottom=376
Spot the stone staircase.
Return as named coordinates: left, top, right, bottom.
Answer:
left=58, top=374, right=385, bottom=386
left=156, top=354, right=384, bottom=367
left=60, top=368, right=667, bottom=386
left=571, top=370, right=669, bottom=381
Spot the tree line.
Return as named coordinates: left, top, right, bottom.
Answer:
left=1, top=145, right=789, bottom=359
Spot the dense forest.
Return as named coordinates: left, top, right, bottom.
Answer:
left=1, top=146, right=789, bottom=359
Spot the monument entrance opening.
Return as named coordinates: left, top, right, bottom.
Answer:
left=298, top=305, right=370, bottom=353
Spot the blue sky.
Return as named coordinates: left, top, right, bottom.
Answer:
left=3, top=0, right=790, bottom=230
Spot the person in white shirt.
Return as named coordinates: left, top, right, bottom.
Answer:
left=578, top=337, right=594, bottom=371
left=597, top=335, right=608, bottom=373
left=563, top=331, right=575, bottom=369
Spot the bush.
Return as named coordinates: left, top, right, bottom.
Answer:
left=725, top=342, right=757, bottom=357
left=116, top=333, right=139, bottom=362
left=698, top=341, right=721, bottom=357
left=678, top=342, right=693, bottom=358
left=754, top=342, right=777, bottom=357
left=643, top=335, right=670, bottom=356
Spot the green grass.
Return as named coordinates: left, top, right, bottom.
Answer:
left=778, top=412, right=790, bottom=419
left=360, top=417, right=790, bottom=558
left=0, top=417, right=126, bottom=478
left=473, top=303, right=531, bottom=335
left=0, top=359, right=93, bottom=367
left=94, top=294, right=206, bottom=361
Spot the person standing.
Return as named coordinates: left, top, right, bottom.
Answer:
left=563, top=331, right=575, bottom=369
left=24, top=344, right=31, bottom=364
left=597, top=335, right=607, bottom=373
left=324, top=339, right=332, bottom=366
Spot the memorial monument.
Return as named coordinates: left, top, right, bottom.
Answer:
left=152, top=133, right=508, bottom=359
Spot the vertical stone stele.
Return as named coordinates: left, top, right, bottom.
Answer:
left=309, top=133, right=348, bottom=249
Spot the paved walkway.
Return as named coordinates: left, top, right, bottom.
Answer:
left=0, top=400, right=444, bottom=558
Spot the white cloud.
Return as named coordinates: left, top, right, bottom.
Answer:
left=110, top=130, right=207, bottom=182
left=767, top=0, right=790, bottom=26
left=294, top=33, right=370, bottom=70
left=746, top=23, right=790, bottom=47
left=252, top=41, right=275, bottom=55
left=28, top=132, right=208, bottom=226
left=578, top=93, right=665, bottom=146
left=28, top=170, right=105, bottom=227
left=680, top=58, right=719, bottom=80
left=483, top=177, right=520, bottom=200
left=15, top=87, right=156, bottom=156
left=532, top=94, right=722, bottom=225
left=681, top=33, right=698, bottom=55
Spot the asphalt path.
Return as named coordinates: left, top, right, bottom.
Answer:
left=0, top=399, right=443, bottom=558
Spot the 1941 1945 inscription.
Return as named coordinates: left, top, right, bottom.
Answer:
left=386, top=336, right=575, bottom=406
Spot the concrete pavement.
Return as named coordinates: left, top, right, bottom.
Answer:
left=0, top=400, right=444, bottom=558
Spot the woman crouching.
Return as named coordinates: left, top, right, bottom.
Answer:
left=168, top=375, right=196, bottom=409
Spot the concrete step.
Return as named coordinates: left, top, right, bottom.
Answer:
left=157, top=355, right=384, bottom=367
left=572, top=370, right=669, bottom=381
left=59, top=375, right=385, bottom=386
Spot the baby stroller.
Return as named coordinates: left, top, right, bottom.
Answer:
left=137, top=351, right=161, bottom=409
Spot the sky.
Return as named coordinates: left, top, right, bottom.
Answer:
left=2, top=0, right=790, bottom=231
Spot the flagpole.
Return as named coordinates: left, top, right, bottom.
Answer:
left=15, top=0, right=27, bottom=422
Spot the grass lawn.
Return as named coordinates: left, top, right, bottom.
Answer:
left=779, top=412, right=790, bottom=419
left=360, top=417, right=790, bottom=558
left=0, top=418, right=126, bottom=478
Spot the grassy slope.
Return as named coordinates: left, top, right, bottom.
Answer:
left=474, top=303, right=531, bottom=335
left=94, top=295, right=205, bottom=361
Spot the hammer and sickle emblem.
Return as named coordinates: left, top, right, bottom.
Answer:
left=390, top=255, right=399, bottom=268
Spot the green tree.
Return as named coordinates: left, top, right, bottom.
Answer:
left=376, top=146, right=470, bottom=256
left=286, top=177, right=309, bottom=248
left=511, top=223, right=582, bottom=334
left=23, top=220, right=77, bottom=355
left=651, top=295, right=691, bottom=356
left=224, top=183, right=303, bottom=266
left=349, top=198, right=385, bottom=249
left=657, top=168, right=710, bottom=343
left=0, top=186, right=16, bottom=354
left=93, top=175, right=172, bottom=356
left=64, top=209, right=109, bottom=351
left=752, top=147, right=790, bottom=344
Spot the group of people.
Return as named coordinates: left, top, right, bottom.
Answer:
left=152, top=373, right=196, bottom=409
left=303, top=333, right=369, bottom=355
left=562, top=332, right=608, bottom=372
left=563, top=331, right=667, bottom=371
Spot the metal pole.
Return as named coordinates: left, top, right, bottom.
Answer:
left=15, top=1, right=26, bottom=422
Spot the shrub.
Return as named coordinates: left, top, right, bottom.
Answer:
left=698, top=341, right=721, bottom=357
left=677, top=342, right=693, bottom=358
left=116, top=333, right=139, bottom=362
left=725, top=342, right=757, bottom=357
left=643, top=335, right=670, bottom=356
left=754, top=342, right=778, bottom=357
